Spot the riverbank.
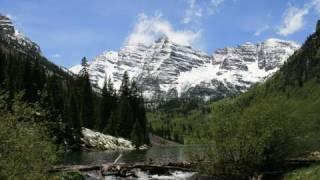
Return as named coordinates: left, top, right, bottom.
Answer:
left=149, top=133, right=181, bottom=146
left=56, top=156, right=320, bottom=180
left=284, top=165, right=320, bottom=180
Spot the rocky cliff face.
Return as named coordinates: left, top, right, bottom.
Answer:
left=0, top=14, right=40, bottom=55
left=70, top=37, right=299, bottom=101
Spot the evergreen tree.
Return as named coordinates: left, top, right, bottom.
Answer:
left=99, top=77, right=113, bottom=131
left=116, top=71, right=134, bottom=138
left=0, top=52, right=6, bottom=87
left=80, top=57, right=89, bottom=76
left=45, top=74, right=64, bottom=115
left=109, top=74, right=150, bottom=144
left=130, top=119, right=144, bottom=147
left=70, top=93, right=81, bottom=132
left=23, top=58, right=35, bottom=102
left=137, top=92, right=149, bottom=144
left=32, top=58, right=46, bottom=93
left=120, top=71, right=130, bottom=96
left=79, top=57, right=95, bottom=129
left=130, top=81, right=149, bottom=144
left=104, top=112, right=118, bottom=136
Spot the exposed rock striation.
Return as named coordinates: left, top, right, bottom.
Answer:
left=70, top=37, right=299, bottom=101
left=0, top=14, right=40, bottom=55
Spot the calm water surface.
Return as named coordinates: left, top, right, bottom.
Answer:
left=63, top=145, right=207, bottom=165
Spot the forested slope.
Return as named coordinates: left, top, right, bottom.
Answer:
left=194, top=21, right=320, bottom=179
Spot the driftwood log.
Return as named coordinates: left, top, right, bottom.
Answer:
left=49, top=159, right=320, bottom=178
left=101, top=163, right=194, bottom=177
left=49, top=164, right=101, bottom=172
left=49, top=162, right=195, bottom=178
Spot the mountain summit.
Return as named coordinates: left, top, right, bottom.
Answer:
left=0, top=14, right=40, bottom=55
left=70, top=36, right=299, bottom=101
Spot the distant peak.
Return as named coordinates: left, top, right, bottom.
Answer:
left=0, top=14, right=10, bottom=20
left=156, top=35, right=169, bottom=42
left=0, top=14, right=14, bottom=34
left=0, top=13, right=41, bottom=54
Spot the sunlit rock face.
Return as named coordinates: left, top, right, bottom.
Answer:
left=70, top=37, right=299, bottom=101
left=81, top=128, right=135, bottom=150
left=0, top=14, right=41, bottom=55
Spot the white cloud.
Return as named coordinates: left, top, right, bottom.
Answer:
left=254, top=25, right=270, bottom=36
left=311, top=0, right=320, bottom=14
left=182, top=0, right=226, bottom=25
left=207, top=0, right=225, bottom=15
left=182, top=0, right=202, bottom=24
left=126, top=13, right=201, bottom=46
left=278, top=5, right=309, bottom=36
left=52, top=53, right=61, bottom=59
left=278, top=0, right=320, bottom=36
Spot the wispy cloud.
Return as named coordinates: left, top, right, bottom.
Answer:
left=182, top=0, right=226, bottom=25
left=312, top=0, right=320, bottom=14
left=126, top=13, right=201, bottom=46
left=182, top=0, right=202, bottom=24
left=278, top=0, right=320, bottom=36
left=254, top=25, right=270, bottom=36
left=207, top=0, right=225, bottom=15
left=51, top=53, right=61, bottom=59
left=278, top=4, right=309, bottom=36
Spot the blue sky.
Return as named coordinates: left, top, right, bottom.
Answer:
left=0, top=0, right=319, bottom=68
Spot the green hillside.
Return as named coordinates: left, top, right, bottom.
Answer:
left=149, top=21, right=320, bottom=179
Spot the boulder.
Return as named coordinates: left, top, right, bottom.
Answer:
left=81, top=128, right=135, bottom=151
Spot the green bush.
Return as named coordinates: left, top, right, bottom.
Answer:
left=0, top=93, right=57, bottom=179
left=193, top=79, right=320, bottom=179
left=196, top=98, right=297, bottom=179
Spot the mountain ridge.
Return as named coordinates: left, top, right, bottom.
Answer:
left=0, top=14, right=40, bottom=55
left=70, top=36, right=299, bottom=101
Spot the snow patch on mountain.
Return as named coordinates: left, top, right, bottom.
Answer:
left=70, top=37, right=299, bottom=101
left=0, top=14, right=41, bottom=54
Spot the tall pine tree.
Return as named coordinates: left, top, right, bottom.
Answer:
left=116, top=71, right=134, bottom=138
left=99, top=76, right=114, bottom=132
left=79, top=57, right=95, bottom=129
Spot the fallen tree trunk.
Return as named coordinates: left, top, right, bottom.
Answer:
left=49, top=164, right=101, bottom=172
left=101, top=164, right=193, bottom=176
left=49, top=161, right=195, bottom=176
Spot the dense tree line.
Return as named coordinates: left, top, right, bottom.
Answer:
left=148, top=97, right=211, bottom=144
left=100, top=71, right=149, bottom=146
left=0, top=45, right=149, bottom=148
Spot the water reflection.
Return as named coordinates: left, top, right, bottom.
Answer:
left=62, top=145, right=206, bottom=165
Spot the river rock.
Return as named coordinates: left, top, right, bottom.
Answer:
left=81, top=128, right=135, bottom=150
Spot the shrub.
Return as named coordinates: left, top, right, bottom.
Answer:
left=0, top=93, right=57, bottom=179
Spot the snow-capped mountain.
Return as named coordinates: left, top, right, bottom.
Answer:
left=0, top=14, right=40, bottom=55
left=70, top=36, right=299, bottom=101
